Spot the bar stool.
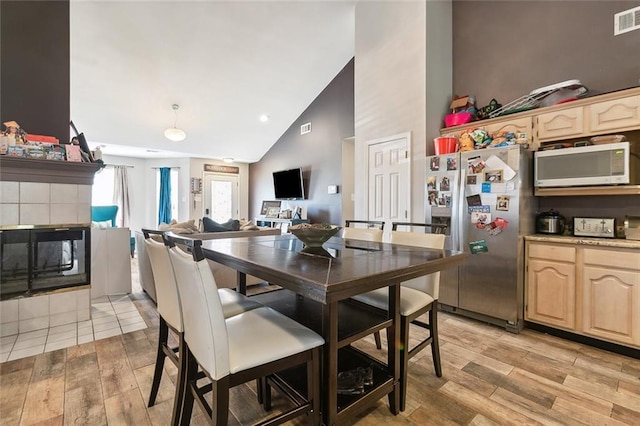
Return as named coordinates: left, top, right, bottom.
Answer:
left=167, top=236, right=324, bottom=425
left=351, top=222, right=446, bottom=411
left=143, top=230, right=262, bottom=425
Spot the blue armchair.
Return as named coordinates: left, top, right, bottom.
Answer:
left=91, top=205, right=118, bottom=227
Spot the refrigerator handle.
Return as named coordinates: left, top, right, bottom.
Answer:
left=458, top=166, right=467, bottom=253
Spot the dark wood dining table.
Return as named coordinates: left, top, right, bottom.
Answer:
left=199, top=233, right=467, bottom=425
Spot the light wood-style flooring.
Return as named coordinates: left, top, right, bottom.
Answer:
left=2, top=286, right=640, bottom=425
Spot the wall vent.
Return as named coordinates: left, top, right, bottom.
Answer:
left=614, top=6, right=640, bottom=35
left=300, top=122, right=311, bottom=135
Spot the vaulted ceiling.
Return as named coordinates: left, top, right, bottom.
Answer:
left=70, top=1, right=356, bottom=162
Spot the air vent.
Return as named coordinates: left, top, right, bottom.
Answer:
left=614, top=6, right=640, bottom=35
left=300, top=122, right=311, bottom=135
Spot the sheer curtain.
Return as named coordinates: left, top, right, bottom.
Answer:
left=112, top=165, right=130, bottom=227
left=158, top=167, right=172, bottom=225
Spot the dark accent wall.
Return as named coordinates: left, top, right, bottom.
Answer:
left=1, top=1, right=70, bottom=142
left=453, top=1, right=640, bottom=108
left=453, top=1, right=640, bottom=230
left=249, top=59, right=354, bottom=224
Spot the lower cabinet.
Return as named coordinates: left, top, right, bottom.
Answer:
left=526, top=241, right=640, bottom=348
left=527, top=258, right=575, bottom=329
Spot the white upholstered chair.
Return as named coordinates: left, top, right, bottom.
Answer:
left=143, top=230, right=263, bottom=425
left=167, top=236, right=324, bottom=425
left=350, top=222, right=446, bottom=411
left=341, top=219, right=385, bottom=242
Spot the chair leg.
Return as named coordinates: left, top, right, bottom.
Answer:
left=211, top=376, right=230, bottom=425
left=256, top=378, right=263, bottom=404
left=262, top=376, right=272, bottom=411
left=399, top=315, right=411, bottom=412
left=148, top=316, right=168, bottom=407
left=170, top=333, right=186, bottom=426
left=430, top=306, right=442, bottom=377
left=374, top=330, right=382, bottom=350
left=179, top=348, right=197, bottom=426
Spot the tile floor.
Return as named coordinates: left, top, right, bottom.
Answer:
left=0, top=293, right=146, bottom=363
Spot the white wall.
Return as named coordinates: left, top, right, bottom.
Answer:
left=353, top=0, right=452, bottom=223
left=100, top=155, right=252, bottom=232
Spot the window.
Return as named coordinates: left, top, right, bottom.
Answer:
left=91, top=167, right=115, bottom=205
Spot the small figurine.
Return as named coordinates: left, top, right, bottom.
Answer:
left=3, top=121, right=27, bottom=145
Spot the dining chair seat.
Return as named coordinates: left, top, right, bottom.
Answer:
left=352, top=286, right=434, bottom=317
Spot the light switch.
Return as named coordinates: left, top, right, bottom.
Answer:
left=327, top=185, right=338, bottom=194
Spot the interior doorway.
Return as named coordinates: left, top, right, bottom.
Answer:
left=366, top=133, right=411, bottom=234
left=203, top=172, right=239, bottom=222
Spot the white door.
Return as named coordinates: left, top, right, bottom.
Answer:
left=367, top=135, right=411, bottom=233
left=203, top=173, right=239, bottom=222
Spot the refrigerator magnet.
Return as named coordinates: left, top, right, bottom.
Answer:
left=482, top=182, right=491, bottom=193
left=468, top=205, right=490, bottom=214
left=483, top=169, right=503, bottom=183
left=469, top=240, right=489, bottom=254
left=440, top=176, right=451, bottom=191
left=466, top=175, right=477, bottom=185
left=471, top=211, right=491, bottom=226
left=446, top=157, right=457, bottom=170
left=468, top=156, right=486, bottom=174
left=427, top=176, right=437, bottom=190
left=429, top=157, right=440, bottom=171
left=466, top=194, right=482, bottom=207
left=496, top=195, right=510, bottom=211
left=428, top=191, right=438, bottom=206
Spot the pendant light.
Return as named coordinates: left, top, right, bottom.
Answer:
left=164, top=104, right=186, bottom=142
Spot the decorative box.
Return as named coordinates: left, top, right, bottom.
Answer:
left=7, top=145, right=26, bottom=157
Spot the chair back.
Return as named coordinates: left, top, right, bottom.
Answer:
left=91, top=205, right=118, bottom=227
left=144, top=236, right=183, bottom=332
left=392, top=222, right=447, bottom=235
left=168, top=243, right=230, bottom=380
left=342, top=220, right=385, bottom=242
left=390, top=230, right=445, bottom=299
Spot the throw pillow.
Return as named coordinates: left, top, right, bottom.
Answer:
left=202, top=217, right=233, bottom=232
left=220, top=219, right=240, bottom=231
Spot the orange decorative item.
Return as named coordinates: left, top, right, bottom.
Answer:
left=433, top=136, right=458, bottom=155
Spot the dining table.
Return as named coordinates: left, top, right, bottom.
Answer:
left=199, top=233, right=468, bottom=425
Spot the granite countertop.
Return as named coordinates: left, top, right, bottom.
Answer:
left=525, top=234, right=640, bottom=249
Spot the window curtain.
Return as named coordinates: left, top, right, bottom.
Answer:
left=158, top=167, right=172, bottom=225
left=112, top=165, right=130, bottom=227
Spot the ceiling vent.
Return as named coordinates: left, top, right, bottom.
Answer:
left=300, top=122, right=312, bottom=135
left=614, top=6, right=640, bottom=35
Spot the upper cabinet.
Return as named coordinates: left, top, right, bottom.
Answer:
left=536, top=107, right=585, bottom=142
left=589, top=95, right=640, bottom=134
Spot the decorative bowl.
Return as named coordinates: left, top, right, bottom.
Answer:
left=289, top=224, right=341, bottom=248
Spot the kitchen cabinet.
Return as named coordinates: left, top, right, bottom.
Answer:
left=525, top=243, right=576, bottom=330
left=536, top=107, right=585, bottom=142
left=525, top=236, right=640, bottom=349
left=582, top=248, right=640, bottom=346
left=589, top=95, right=640, bottom=134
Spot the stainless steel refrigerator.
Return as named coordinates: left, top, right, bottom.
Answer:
left=426, top=145, right=536, bottom=332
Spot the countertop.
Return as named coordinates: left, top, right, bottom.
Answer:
left=525, top=234, right=640, bottom=249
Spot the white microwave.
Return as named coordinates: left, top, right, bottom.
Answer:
left=534, top=142, right=640, bottom=187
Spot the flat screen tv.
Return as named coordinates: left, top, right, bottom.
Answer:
left=273, top=168, right=305, bottom=200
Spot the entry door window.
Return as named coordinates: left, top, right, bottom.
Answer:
left=203, top=173, right=239, bottom=222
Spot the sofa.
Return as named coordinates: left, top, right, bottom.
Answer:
left=135, top=227, right=280, bottom=303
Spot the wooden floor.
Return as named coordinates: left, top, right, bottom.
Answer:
left=2, top=286, right=640, bottom=425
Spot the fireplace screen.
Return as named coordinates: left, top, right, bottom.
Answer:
left=0, top=227, right=90, bottom=300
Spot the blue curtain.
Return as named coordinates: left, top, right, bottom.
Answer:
left=158, top=167, right=172, bottom=225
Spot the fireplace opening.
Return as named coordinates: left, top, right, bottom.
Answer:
left=0, top=227, right=90, bottom=300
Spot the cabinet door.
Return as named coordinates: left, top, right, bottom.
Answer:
left=526, top=259, right=576, bottom=329
left=536, top=107, right=584, bottom=142
left=484, top=117, right=533, bottom=144
left=582, top=266, right=640, bottom=346
left=589, top=95, right=640, bottom=134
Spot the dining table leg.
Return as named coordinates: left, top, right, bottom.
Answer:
left=387, top=282, right=401, bottom=414
left=236, top=271, right=247, bottom=295
left=321, top=301, right=339, bottom=426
